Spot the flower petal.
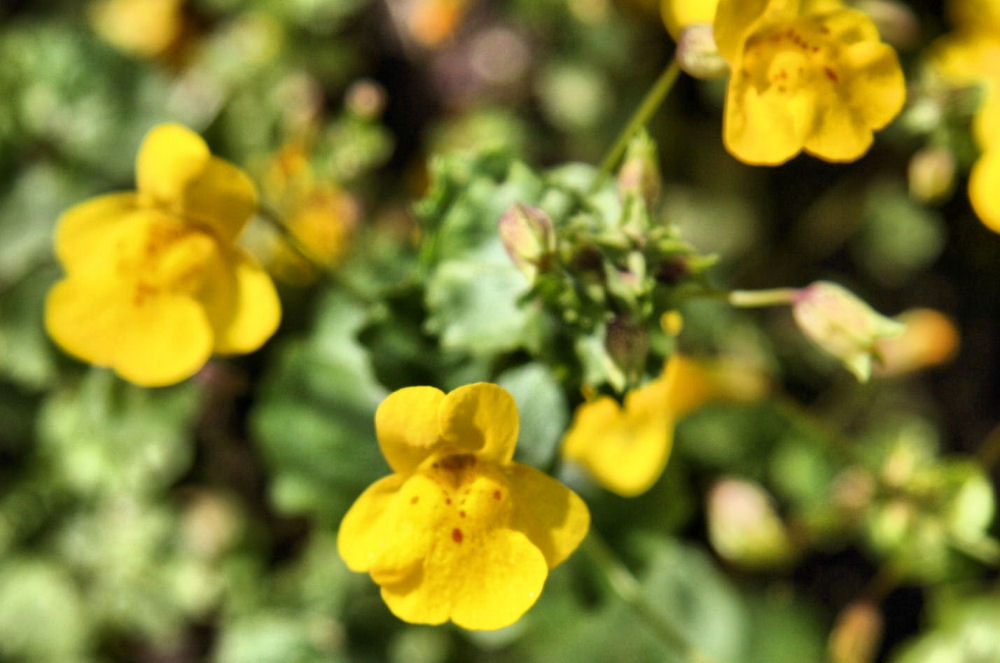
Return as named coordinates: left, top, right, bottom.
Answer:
left=506, top=463, right=590, bottom=568
left=54, top=193, right=140, bottom=275
left=45, top=278, right=213, bottom=386
left=803, top=93, right=873, bottom=162
left=438, top=383, right=518, bottom=464
left=562, top=382, right=675, bottom=497
left=724, top=70, right=816, bottom=165
left=713, top=0, right=782, bottom=63
left=375, top=386, right=447, bottom=474
left=337, top=474, right=410, bottom=574
left=136, top=124, right=211, bottom=207
left=970, top=150, right=1000, bottom=233
left=178, top=156, right=258, bottom=242
left=204, top=250, right=281, bottom=355
left=839, top=40, right=906, bottom=131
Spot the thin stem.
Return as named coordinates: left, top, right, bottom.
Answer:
left=582, top=533, right=717, bottom=663
left=950, top=536, right=1000, bottom=566
left=590, top=58, right=682, bottom=193
left=728, top=288, right=798, bottom=308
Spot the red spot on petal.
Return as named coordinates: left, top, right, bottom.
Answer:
left=452, top=528, right=463, bottom=543
left=459, top=510, right=466, bottom=518
left=493, top=490, right=502, bottom=500
left=445, top=498, right=452, bottom=505
left=410, top=496, right=419, bottom=505
left=821, top=26, right=830, bottom=34
left=824, top=67, right=838, bottom=82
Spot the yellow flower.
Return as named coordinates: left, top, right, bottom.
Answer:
left=561, top=355, right=703, bottom=497
left=45, top=124, right=281, bottom=387
left=713, top=0, right=905, bottom=165
left=89, top=0, right=184, bottom=59
left=660, top=0, right=720, bottom=40
left=873, top=308, right=959, bottom=377
left=338, top=383, right=590, bottom=630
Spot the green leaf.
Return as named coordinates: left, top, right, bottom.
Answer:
left=497, top=363, right=568, bottom=468
left=0, top=558, right=88, bottom=661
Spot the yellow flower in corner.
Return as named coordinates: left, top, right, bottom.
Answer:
left=713, top=0, right=905, bottom=165
left=561, top=355, right=704, bottom=497
left=45, top=124, right=281, bottom=387
left=660, top=0, right=720, bottom=40
left=338, top=383, right=590, bottom=630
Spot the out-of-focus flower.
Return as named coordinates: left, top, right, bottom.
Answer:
left=706, top=478, right=796, bottom=568
left=45, top=124, right=281, bottom=387
left=792, top=281, right=903, bottom=382
left=260, top=141, right=361, bottom=284
left=873, top=308, right=959, bottom=377
left=389, top=0, right=471, bottom=48
left=828, top=601, right=884, bottom=663
left=908, top=145, right=957, bottom=205
left=712, top=0, right=905, bottom=165
left=561, top=354, right=723, bottom=497
left=929, top=6, right=1000, bottom=232
left=660, top=0, right=720, bottom=40
left=89, top=0, right=185, bottom=59
left=338, top=383, right=590, bottom=630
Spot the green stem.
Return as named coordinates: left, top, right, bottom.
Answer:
left=590, top=58, right=682, bottom=193
left=728, top=288, right=798, bottom=308
left=950, top=536, right=1000, bottom=566
left=582, top=533, right=716, bottom=663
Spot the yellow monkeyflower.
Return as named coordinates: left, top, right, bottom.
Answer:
left=45, top=124, right=281, bottom=387
left=713, top=0, right=905, bottom=165
left=561, top=355, right=704, bottom=497
left=338, top=383, right=590, bottom=630
left=89, top=0, right=185, bottom=59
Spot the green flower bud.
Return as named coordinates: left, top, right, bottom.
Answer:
left=792, top=282, right=905, bottom=382
left=498, top=203, right=556, bottom=281
left=707, top=478, right=795, bottom=568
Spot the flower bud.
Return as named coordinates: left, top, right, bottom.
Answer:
left=828, top=601, right=883, bottom=663
left=675, top=24, right=729, bottom=80
left=908, top=146, right=956, bottom=205
left=617, top=132, right=662, bottom=210
left=707, top=478, right=795, bottom=568
left=792, top=282, right=905, bottom=382
left=498, top=203, right=556, bottom=281
left=604, top=316, right=650, bottom=385
left=853, top=0, right=920, bottom=50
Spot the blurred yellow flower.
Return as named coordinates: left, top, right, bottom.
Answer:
left=873, top=308, right=960, bottom=377
left=89, top=0, right=184, bottom=59
left=660, top=0, right=720, bottom=40
left=338, top=383, right=590, bottom=630
left=45, top=123, right=281, bottom=387
left=261, top=142, right=360, bottom=284
left=930, top=15, right=1000, bottom=232
left=713, top=0, right=905, bottom=165
left=561, top=354, right=725, bottom=497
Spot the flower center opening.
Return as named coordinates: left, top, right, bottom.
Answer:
left=743, top=18, right=841, bottom=96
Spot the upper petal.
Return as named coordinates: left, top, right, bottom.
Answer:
left=713, top=0, right=798, bottom=63
left=136, top=124, right=211, bottom=207
left=136, top=123, right=257, bottom=241
left=506, top=463, right=590, bottom=568
left=375, top=386, right=447, bottom=474
left=438, top=383, right=518, bottom=464
left=177, top=156, right=258, bottom=242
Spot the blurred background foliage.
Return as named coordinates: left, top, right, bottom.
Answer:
left=1, top=0, right=1000, bottom=662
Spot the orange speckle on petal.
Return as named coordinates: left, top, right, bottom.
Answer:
left=493, top=490, right=502, bottom=500
left=824, top=67, right=839, bottom=82
left=452, top=528, right=463, bottom=543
